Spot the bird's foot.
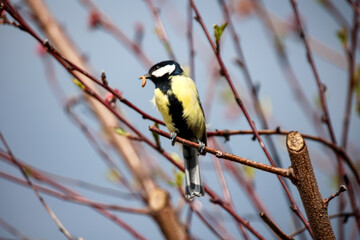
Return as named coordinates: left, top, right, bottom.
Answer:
left=198, top=141, right=206, bottom=155
left=170, top=132, right=177, bottom=146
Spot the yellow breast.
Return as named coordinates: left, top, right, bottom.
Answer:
left=154, top=88, right=176, bottom=133
left=170, top=76, right=206, bottom=140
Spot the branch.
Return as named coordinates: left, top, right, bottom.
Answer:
left=190, top=0, right=275, bottom=169
left=290, top=212, right=358, bottom=237
left=79, top=0, right=153, bottom=68
left=324, top=185, right=347, bottom=207
left=209, top=138, right=249, bottom=239
left=289, top=0, right=360, bottom=229
left=149, top=126, right=292, bottom=178
left=189, top=2, right=312, bottom=233
left=0, top=151, right=147, bottom=240
left=143, top=0, right=176, bottom=60
left=287, top=0, right=345, bottom=173
left=260, top=212, right=294, bottom=240
left=0, top=132, right=74, bottom=240
left=0, top=216, right=30, bottom=240
left=0, top=171, right=149, bottom=214
left=207, top=128, right=359, bottom=184
left=253, top=0, right=328, bottom=139
left=341, top=0, right=359, bottom=149
left=286, top=131, right=335, bottom=239
left=218, top=0, right=283, bottom=168
left=2, top=1, right=186, bottom=238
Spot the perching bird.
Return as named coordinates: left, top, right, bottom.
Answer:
left=140, top=60, right=206, bottom=200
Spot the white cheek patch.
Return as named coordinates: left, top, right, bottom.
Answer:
left=152, top=64, right=176, bottom=78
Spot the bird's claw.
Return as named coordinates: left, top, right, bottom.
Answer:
left=198, top=141, right=206, bottom=155
left=170, top=132, right=177, bottom=146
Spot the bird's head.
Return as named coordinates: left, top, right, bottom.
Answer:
left=139, top=60, right=183, bottom=87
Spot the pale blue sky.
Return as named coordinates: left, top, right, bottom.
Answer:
left=0, top=0, right=359, bottom=239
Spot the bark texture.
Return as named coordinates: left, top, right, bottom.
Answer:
left=286, top=131, right=335, bottom=240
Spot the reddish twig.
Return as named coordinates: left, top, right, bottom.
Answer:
left=143, top=0, right=176, bottom=60
left=290, top=212, right=357, bottom=237
left=210, top=139, right=250, bottom=239
left=341, top=1, right=359, bottom=149
left=225, top=160, right=272, bottom=217
left=260, top=212, right=294, bottom=240
left=40, top=54, right=139, bottom=194
left=211, top=140, right=232, bottom=203
left=189, top=202, right=228, bottom=240
left=150, top=126, right=292, bottom=178
left=0, top=4, right=267, bottom=237
left=180, top=191, right=235, bottom=240
left=0, top=150, right=147, bottom=240
left=288, top=0, right=360, bottom=230
left=324, top=185, right=347, bottom=207
left=207, top=128, right=359, bottom=184
left=0, top=132, right=74, bottom=240
left=78, top=0, right=153, bottom=68
left=347, top=0, right=360, bottom=16
left=43, top=171, right=137, bottom=199
left=218, top=0, right=283, bottom=168
left=0, top=171, right=149, bottom=214
left=253, top=0, right=328, bottom=139
left=0, top=216, right=30, bottom=240
left=319, top=0, right=350, bottom=29
left=189, top=1, right=312, bottom=234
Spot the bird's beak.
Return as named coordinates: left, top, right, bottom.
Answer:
left=139, top=73, right=150, bottom=88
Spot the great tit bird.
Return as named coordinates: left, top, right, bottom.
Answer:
left=140, top=60, right=206, bottom=200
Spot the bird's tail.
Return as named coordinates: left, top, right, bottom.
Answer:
left=183, top=145, right=205, bottom=200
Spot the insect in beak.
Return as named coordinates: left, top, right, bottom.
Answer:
left=139, top=74, right=150, bottom=88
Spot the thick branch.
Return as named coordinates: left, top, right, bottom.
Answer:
left=149, top=188, right=188, bottom=240
left=286, top=131, right=335, bottom=240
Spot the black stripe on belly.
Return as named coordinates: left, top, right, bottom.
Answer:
left=167, top=93, right=194, bottom=140
left=155, top=78, right=194, bottom=140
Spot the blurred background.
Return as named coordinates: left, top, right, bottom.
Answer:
left=0, top=0, right=359, bottom=239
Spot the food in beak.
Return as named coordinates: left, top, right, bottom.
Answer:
left=139, top=75, right=147, bottom=88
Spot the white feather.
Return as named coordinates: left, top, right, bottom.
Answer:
left=152, top=64, right=175, bottom=78
left=149, top=96, right=156, bottom=107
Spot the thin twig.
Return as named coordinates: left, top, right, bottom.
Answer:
left=78, top=0, right=153, bottom=68
left=188, top=3, right=312, bottom=234
left=0, top=151, right=147, bottom=239
left=0, top=217, right=30, bottom=240
left=341, top=0, right=359, bottom=149
left=207, top=128, right=359, bottom=184
left=218, top=0, right=283, bottom=168
left=260, top=212, right=294, bottom=240
left=253, top=0, right=328, bottom=139
left=347, top=0, right=360, bottom=16
left=182, top=194, right=233, bottom=240
left=290, top=212, right=357, bottom=237
left=0, top=132, right=74, bottom=240
left=143, top=0, right=176, bottom=60
left=0, top=170, right=149, bottom=214
left=324, top=185, right=348, bottom=207
left=318, top=0, right=350, bottom=29
left=288, top=0, right=360, bottom=230
left=210, top=139, right=250, bottom=239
